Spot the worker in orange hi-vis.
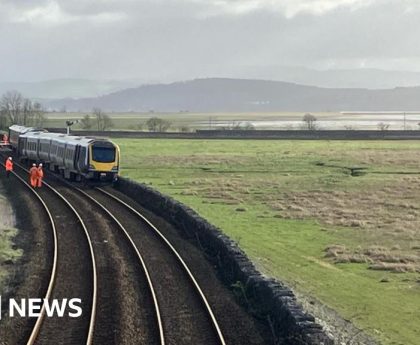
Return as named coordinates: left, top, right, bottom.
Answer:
left=5, top=157, right=13, bottom=178
left=37, top=163, right=44, bottom=188
left=29, top=163, right=38, bottom=188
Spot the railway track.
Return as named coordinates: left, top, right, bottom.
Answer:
left=41, top=167, right=227, bottom=344
left=77, top=186, right=227, bottom=345
left=45, top=179, right=164, bottom=345
left=8, top=160, right=164, bottom=344
left=0, top=157, right=97, bottom=345
left=0, top=160, right=57, bottom=344
left=2, top=154, right=231, bottom=344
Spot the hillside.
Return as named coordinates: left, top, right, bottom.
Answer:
left=236, top=66, right=420, bottom=89
left=44, top=78, right=420, bottom=112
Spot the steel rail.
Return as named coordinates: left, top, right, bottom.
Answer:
left=72, top=186, right=166, bottom=345
left=3, top=159, right=98, bottom=345
left=0, top=161, right=58, bottom=345
left=39, top=180, right=98, bottom=345
left=96, top=187, right=227, bottom=345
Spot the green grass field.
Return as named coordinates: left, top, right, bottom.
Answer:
left=116, top=139, right=420, bottom=345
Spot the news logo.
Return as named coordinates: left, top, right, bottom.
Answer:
left=0, top=297, right=82, bottom=319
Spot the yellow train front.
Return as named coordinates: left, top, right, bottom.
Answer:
left=11, top=125, right=120, bottom=182
left=86, top=140, right=120, bottom=181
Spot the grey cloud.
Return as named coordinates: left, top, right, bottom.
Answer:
left=0, top=0, right=419, bottom=83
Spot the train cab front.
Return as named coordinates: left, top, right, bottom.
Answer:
left=88, top=141, right=120, bottom=182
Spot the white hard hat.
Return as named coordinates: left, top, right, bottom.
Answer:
left=8, top=157, right=12, bottom=160
left=39, top=163, right=43, bottom=167
left=32, top=163, right=36, bottom=166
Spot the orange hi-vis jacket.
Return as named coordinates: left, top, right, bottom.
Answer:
left=5, top=159, right=13, bottom=171
left=29, top=166, right=38, bottom=187
left=37, top=167, right=44, bottom=187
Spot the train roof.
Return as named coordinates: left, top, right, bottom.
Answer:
left=12, top=125, right=114, bottom=146
left=21, top=131, right=100, bottom=145
left=9, top=125, right=46, bottom=134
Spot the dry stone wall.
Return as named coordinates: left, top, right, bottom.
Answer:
left=115, top=178, right=333, bottom=345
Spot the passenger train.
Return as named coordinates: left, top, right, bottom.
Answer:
left=8, top=125, right=120, bottom=182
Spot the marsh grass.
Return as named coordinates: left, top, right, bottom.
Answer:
left=117, top=139, right=420, bottom=345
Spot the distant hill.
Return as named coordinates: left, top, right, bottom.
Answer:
left=231, top=66, right=420, bottom=89
left=0, top=78, right=141, bottom=99
left=43, top=78, right=420, bottom=112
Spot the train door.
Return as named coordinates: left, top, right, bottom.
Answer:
left=36, top=138, right=40, bottom=160
left=18, top=137, right=26, bottom=156
left=74, top=145, right=80, bottom=171
left=78, top=146, right=88, bottom=172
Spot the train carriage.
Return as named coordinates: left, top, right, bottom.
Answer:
left=38, top=133, right=66, bottom=163
left=9, top=125, right=46, bottom=151
left=9, top=125, right=120, bottom=182
left=21, top=132, right=45, bottom=161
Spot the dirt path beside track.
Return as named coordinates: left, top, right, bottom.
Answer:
left=0, top=181, right=20, bottom=292
left=0, top=174, right=52, bottom=345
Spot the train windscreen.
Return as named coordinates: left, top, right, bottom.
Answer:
left=92, top=146, right=116, bottom=163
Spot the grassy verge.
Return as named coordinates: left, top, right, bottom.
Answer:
left=116, top=139, right=420, bottom=345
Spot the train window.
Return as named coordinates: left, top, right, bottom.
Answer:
left=92, top=146, right=116, bottom=163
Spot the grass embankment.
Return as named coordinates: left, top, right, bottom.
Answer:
left=117, top=139, right=420, bottom=345
left=0, top=185, right=22, bottom=292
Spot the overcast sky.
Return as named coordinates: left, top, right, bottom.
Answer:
left=0, top=0, right=419, bottom=82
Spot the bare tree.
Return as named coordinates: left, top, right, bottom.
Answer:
left=0, top=91, right=45, bottom=128
left=0, top=108, right=7, bottom=129
left=92, top=107, right=113, bottom=131
left=302, top=113, right=317, bottom=130
left=22, top=98, right=32, bottom=125
left=0, top=91, right=23, bottom=124
left=80, top=114, right=93, bottom=129
left=146, top=117, right=171, bottom=132
left=101, top=114, right=113, bottom=131
left=179, top=125, right=191, bottom=132
left=30, top=102, right=45, bottom=127
left=92, top=107, right=103, bottom=131
left=146, top=117, right=159, bottom=131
